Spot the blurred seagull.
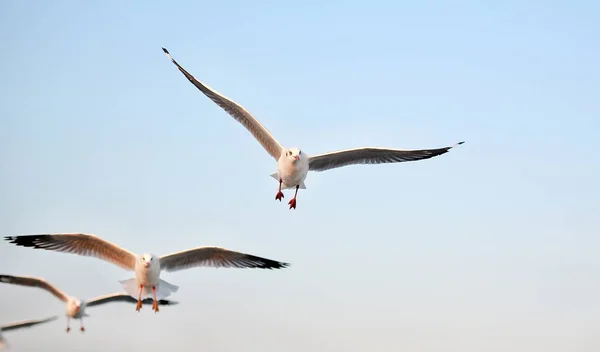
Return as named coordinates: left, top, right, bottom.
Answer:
left=0, top=275, right=178, bottom=332
left=0, top=316, right=57, bottom=350
left=162, top=47, right=465, bottom=209
left=4, top=234, right=290, bottom=313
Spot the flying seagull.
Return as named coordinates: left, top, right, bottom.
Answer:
left=162, top=47, right=464, bottom=209
left=0, top=275, right=178, bottom=332
left=0, top=316, right=57, bottom=350
left=4, top=234, right=290, bottom=312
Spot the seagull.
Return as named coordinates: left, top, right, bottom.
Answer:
left=162, top=47, right=465, bottom=209
left=0, top=275, right=178, bottom=332
left=0, top=316, right=57, bottom=350
left=4, top=233, right=290, bottom=313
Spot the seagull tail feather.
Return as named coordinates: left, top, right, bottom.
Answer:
left=156, top=279, right=179, bottom=300
left=118, top=278, right=180, bottom=300
left=119, top=278, right=142, bottom=299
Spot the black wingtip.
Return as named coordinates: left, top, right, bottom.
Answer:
left=162, top=47, right=169, bottom=54
left=0, top=275, right=14, bottom=283
left=158, top=299, right=179, bottom=306
left=451, top=141, right=465, bottom=149
left=276, top=262, right=291, bottom=269
left=4, top=236, right=18, bottom=243
left=259, top=261, right=290, bottom=270
left=3, top=234, right=44, bottom=248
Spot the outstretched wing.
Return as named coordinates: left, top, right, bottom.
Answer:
left=0, top=275, right=69, bottom=302
left=162, top=47, right=284, bottom=160
left=4, top=233, right=137, bottom=271
left=308, top=141, right=464, bottom=172
left=86, top=292, right=178, bottom=307
left=1, top=316, right=58, bottom=332
left=159, top=246, right=290, bottom=272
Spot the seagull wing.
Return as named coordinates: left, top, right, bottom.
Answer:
left=159, top=246, right=290, bottom=272
left=86, top=292, right=179, bottom=307
left=1, top=316, right=58, bottom=332
left=308, top=141, right=464, bottom=172
left=0, top=275, right=69, bottom=302
left=162, top=47, right=284, bottom=161
left=3, top=233, right=137, bottom=271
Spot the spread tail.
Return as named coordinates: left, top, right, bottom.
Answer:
left=270, top=173, right=307, bottom=189
left=155, top=279, right=179, bottom=300
left=118, top=278, right=179, bottom=300
left=119, top=278, right=142, bottom=298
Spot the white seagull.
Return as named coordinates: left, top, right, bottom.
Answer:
left=0, top=316, right=57, bottom=350
left=162, top=47, right=465, bottom=209
left=0, top=275, right=178, bottom=332
left=4, top=233, right=290, bottom=312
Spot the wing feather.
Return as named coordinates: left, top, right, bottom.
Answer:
left=162, top=47, right=284, bottom=160
left=0, top=275, right=69, bottom=302
left=159, top=247, right=289, bottom=272
left=3, top=233, right=137, bottom=271
left=86, top=292, right=178, bottom=307
left=308, top=142, right=464, bottom=172
left=1, top=316, right=58, bottom=331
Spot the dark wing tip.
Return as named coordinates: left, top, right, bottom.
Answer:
left=162, top=47, right=169, bottom=54
left=243, top=254, right=291, bottom=270
left=0, top=274, right=15, bottom=283
left=267, top=260, right=290, bottom=270
left=140, top=298, right=179, bottom=306
left=157, top=299, right=179, bottom=306
left=3, top=234, right=45, bottom=248
left=457, top=141, right=465, bottom=145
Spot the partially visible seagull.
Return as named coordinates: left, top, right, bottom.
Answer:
left=162, top=47, right=465, bottom=209
left=0, top=316, right=57, bottom=350
left=4, top=233, right=290, bottom=312
left=0, top=275, right=178, bottom=332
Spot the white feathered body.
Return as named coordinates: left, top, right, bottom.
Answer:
left=65, top=297, right=86, bottom=319
left=274, top=152, right=309, bottom=189
left=119, top=254, right=179, bottom=300
left=135, top=255, right=161, bottom=286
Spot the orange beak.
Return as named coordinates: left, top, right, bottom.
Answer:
left=145, top=262, right=150, bottom=268
left=75, top=306, right=80, bottom=312
left=293, top=155, right=299, bottom=160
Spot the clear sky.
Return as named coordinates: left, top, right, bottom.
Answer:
left=1, top=0, right=599, bottom=351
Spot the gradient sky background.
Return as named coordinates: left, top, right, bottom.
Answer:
left=1, top=1, right=599, bottom=351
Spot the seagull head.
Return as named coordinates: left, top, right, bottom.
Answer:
left=68, top=298, right=82, bottom=314
left=140, top=253, right=155, bottom=269
left=286, top=148, right=303, bottom=163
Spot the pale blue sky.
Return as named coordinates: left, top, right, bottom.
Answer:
left=1, top=0, right=599, bottom=351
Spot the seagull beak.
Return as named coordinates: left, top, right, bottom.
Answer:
left=75, top=306, right=80, bottom=312
left=293, top=155, right=299, bottom=161
left=144, top=262, right=150, bottom=268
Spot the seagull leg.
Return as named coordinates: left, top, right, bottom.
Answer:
left=275, top=178, right=284, bottom=201
left=66, top=318, right=71, bottom=333
left=136, top=284, right=143, bottom=312
left=288, top=185, right=299, bottom=209
left=152, top=286, right=159, bottom=313
left=79, top=319, right=85, bottom=333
